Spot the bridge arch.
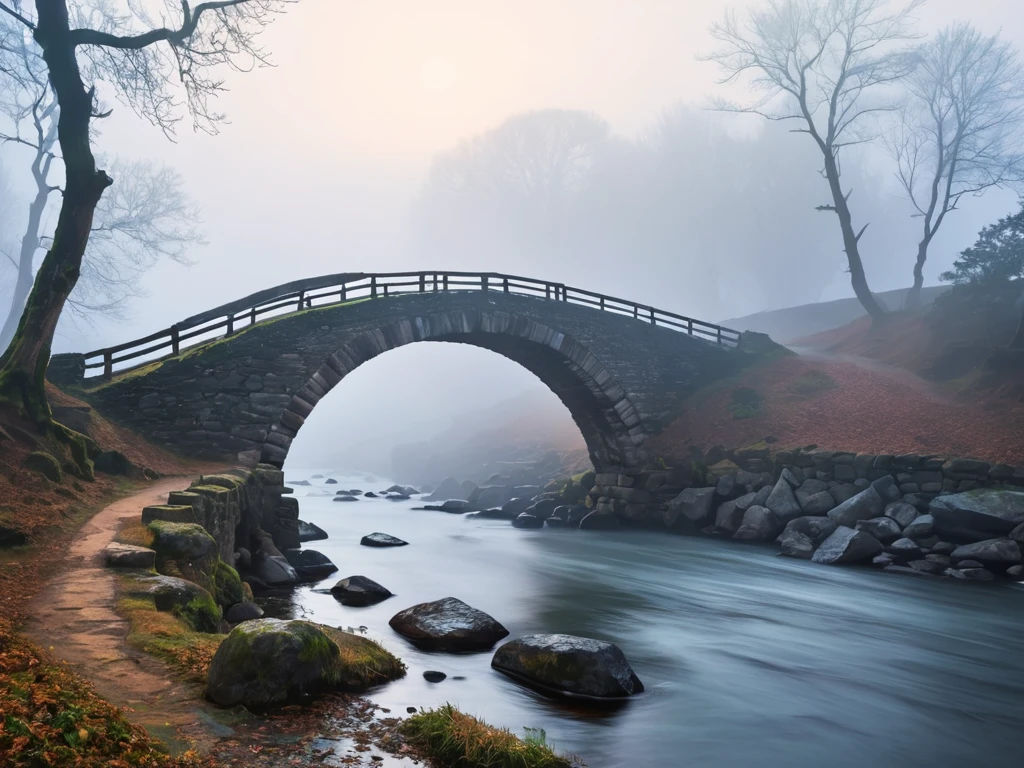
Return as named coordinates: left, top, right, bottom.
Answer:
left=263, top=308, right=646, bottom=471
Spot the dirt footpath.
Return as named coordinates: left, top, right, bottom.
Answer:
left=24, top=478, right=231, bottom=753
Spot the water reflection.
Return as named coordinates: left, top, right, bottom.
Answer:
left=271, top=474, right=1024, bottom=768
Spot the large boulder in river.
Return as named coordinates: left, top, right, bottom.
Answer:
left=330, top=575, right=393, bottom=606
left=491, top=634, right=643, bottom=700
left=812, top=526, right=883, bottom=564
left=499, top=497, right=535, bottom=519
left=472, top=485, right=514, bottom=510
left=282, top=549, right=338, bottom=582
left=778, top=529, right=815, bottom=559
left=389, top=597, right=508, bottom=652
left=524, top=499, right=559, bottom=521
left=255, top=554, right=299, bottom=586
left=827, top=488, right=884, bottom=528
left=298, top=520, right=328, bottom=543
left=360, top=532, right=408, bottom=548
left=512, top=513, right=543, bottom=529
left=950, top=538, right=1022, bottom=570
left=930, top=490, right=1024, bottom=542
left=206, top=619, right=405, bottom=706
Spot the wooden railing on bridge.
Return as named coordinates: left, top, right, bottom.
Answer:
left=82, top=270, right=742, bottom=378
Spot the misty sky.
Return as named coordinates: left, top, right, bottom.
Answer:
left=3, top=0, right=1024, bottom=474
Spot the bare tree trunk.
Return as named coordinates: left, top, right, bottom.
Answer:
left=905, top=239, right=930, bottom=311
left=0, top=187, right=49, bottom=353
left=822, top=154, right=886, bottom=319
left=0, top=1, right=110, bottom=425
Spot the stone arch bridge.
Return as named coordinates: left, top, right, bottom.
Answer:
left=50, top=271, right=766, bottom=473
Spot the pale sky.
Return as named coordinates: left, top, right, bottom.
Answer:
left=3, top=0, right=1023, bottom=473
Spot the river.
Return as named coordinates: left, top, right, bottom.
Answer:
left=274, top=472, right=1024, bottom=768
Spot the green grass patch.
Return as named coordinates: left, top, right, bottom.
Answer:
left=727, top=386, right=762, bottom=420
left=117, top=577, right=225, bottom=684
left=402, top=704, right=579, bottom=768
left=321, top=627, right=407, bottom=689
left=789, top=370, right=840, bottom=397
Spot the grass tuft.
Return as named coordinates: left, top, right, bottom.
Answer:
left=789, top=370, right=840, bottom=397
left=401, top=704, right=580, bottom=768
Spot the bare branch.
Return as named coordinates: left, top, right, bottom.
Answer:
left=0, top=2, right=33, bottom=30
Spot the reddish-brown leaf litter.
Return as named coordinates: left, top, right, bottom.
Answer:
left=651, top=352, right=1024, bottom=465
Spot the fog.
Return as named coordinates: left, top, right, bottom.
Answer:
left=2, top=0, right=1023, bottom=478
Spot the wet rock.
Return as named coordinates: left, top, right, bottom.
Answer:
left=206, top=619, right=405, bottom=706
left=579, top=512, right=620, bottom=531
left=389, top=597, right=508, bottom=652
left=947, top=567, right=995, bottom=581
left=141, top=575, right=220, bottom=633
left=884, top=564, right=944, bottom=579
left=1006, top=565, right=1024, bottom=580
left=827, top=488, right=884, bottom=528
left=872, top=554, right=893, bottom=567
left=438, top=499, right=470, bottom=513
left=524, top=499, right=559, bottom=521
left=778, top=529, right=814, bottom=559
left=929, top=541, right=956, bottom=555
left=955, top=559, right=984, bottom=569
left=282, top=549, right=338, bottom=582
left=855, top=517, right=903, bottom=545
left=363, top=492, right=378, bottom=498
left=423, top=671, right=447, bottom=683
left=733, top=506, right=780, bottom=542
left=798, top=491, right=836, bottom=515
left=512, top=514, right=543, bottom=529
left=491, top=634, right=643, bottom=699
left=902, top=514, right=934, bottom=540
left=256, top=555, right=299, bottom=586
left=812, top=526, right=883, bottom=565
left=714, top=499, right=746, bottom=534
left=331, top=575, right=393, bottom=607
left=566, top=505, right=591, bottom=526
left=360, top=533, right=408, bottom=548
left=499, top=497, right=535, bottom=519
left=829, top=483, right=860, bottom=505
left=324, top=478, right=338, bottom=485
left=665, top=487, right=716, bottom=527
left=234, top=548, right=251, bottom=570
left=871, top=476, right=902, bottom=503
left=950, top=539, right=1022, bottom=569
left=908, top=559, right=947, bottom=576
left=930, top=489, right=1024, bottom=542
left=298, top=520, right=329, bottom=543
left=385, top=492, right=410, bottom=501
left=887, top=538, right=923, bottom=561
left=103, top=542, right=156, bottom=569
left=544, top=516, right=568, bottom=528
left=225, top=601, right=264, bottom=623
left=424, top=478, right=466, bottom=502
left=764, top=478, right=802, bottom=524
left=884, top=502, right=920, bottom=529
left=779, top=516, right=837, bottom=545
left=333, top=495, right=359, bottom=503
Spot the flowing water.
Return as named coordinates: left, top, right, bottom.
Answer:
left=276, top=472, right=1024, bottom=768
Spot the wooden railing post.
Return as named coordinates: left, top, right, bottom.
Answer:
left=482, top=275, right=489, bottom=292
left=419, top=274, right=425, bottom=292
left=171, top=325, right=180, bottom=355
left=226, top=314, right=234, bottom=336
left=297, top=290, right=305, bottom=311
left=250, top=306, right=257, bottom=325
left=633, top=305, right=638, bottom=319
left=442, top=274, right=448, bottom=291
left=340, top=284, right=347, bottom=302
left=600, top=296, right=605, bottom=311
left=650, top=308, right=655, bottom=325
left=687, top=319, right=693, bottom=335
left=561, top=285, right=568, bottom=301
left=717, top=327, right=723, bottom=344
left=371, top=276, right=377, bottom=297
left=433, top=273, right=438, bottom=291
left=503, top=277, right=509, bottom=292
left=545, top=284, right=551, bottom=300
left=103, top=351, right=112, bottom=379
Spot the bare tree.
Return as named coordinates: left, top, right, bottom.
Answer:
left=887, top=23, right=1024, bottom=309
left=0, top=0, right=289, bottom=435
left=703, top=0, right=923, bottom=318
left=0, top=20, right=202, bottom=351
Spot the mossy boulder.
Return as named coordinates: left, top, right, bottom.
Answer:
left=205, top=618, right=405, bottom=706
left=492, top=634, right=644, bottom=700
left=148, top=520, right=242, bottom=609
left=572, top=469, right=596, bottom=491
left=140, top=574, right=221, bottom=633
left=148, top=520, right=217, bottom=563
left=212, top=559, right=246, bottom=607
left=25, top=451, right=62, bottom=483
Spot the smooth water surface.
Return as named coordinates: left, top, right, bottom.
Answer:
left=278, top=473, right=1024, bottom=768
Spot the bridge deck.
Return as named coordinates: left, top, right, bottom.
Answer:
left=80, top=270, right=741, bottom=378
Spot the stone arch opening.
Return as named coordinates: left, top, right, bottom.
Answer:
left=259, top=310, right=647, bottom=472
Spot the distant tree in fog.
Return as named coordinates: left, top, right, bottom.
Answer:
left=887, top=24, right=1024, bottom=309
left=703, top=0, right=923, bottom=319
left=940, top=203, right=1024, bottom=349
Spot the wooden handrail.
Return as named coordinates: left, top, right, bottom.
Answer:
left=81, top=270, right=743, bottom=378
